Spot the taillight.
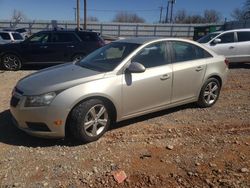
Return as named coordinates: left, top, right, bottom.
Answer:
left=224, top=59, right=229, bottom=67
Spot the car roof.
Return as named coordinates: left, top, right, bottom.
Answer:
left=115, top=37, right=165, bottom=44
left=222, top=28, right=250, bottom=33
left=0, top=31, right=19, bottom=34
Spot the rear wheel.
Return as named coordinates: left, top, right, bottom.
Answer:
left=69, top=99, right=111, bottom=143
left=197, top=78, right=221, bottom=108
left=1, top=54, right=22, bottom=71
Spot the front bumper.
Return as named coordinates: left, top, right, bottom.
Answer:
left=10, top=93, right=68, bottom=139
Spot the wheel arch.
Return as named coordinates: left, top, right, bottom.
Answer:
left=207, top=75, right=222, bottom=87
left=65, top=95, right=117, bottom=136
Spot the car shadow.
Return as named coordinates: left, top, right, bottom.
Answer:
left=111, top=103, right=197, bottom=130
left=0, top=103, right=198, bottom=147
left=229, top=63, right=250, bottom=69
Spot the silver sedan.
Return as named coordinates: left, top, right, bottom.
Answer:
left=10, top=37, right=228, bottom=143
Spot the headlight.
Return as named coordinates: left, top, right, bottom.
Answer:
left=24, top=92, right=56, bottom=107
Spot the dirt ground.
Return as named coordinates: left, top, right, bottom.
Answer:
left=0, top=64, right=249, bottom=188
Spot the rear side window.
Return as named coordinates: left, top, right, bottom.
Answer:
left=77, top=32, right=98, bottom=42
left=52, top=33, right=78, bottom=43
left=0, top=33, right=11, bottom=40
left=12, top=33, right=23, bottom=40
left=237, top=32, right=250, bottom=42
left=218, top=32, right=235, bottom=43
left=172, top=41, right=212, bottom=63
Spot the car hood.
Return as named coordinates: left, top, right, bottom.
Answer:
left=17, top=63, right=105, bottom=95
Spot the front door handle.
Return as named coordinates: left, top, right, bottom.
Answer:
left=160, top=74, right=170, bottom=80
left=229, top=46, right=235, bottom=49
left=40, top=46, right=48, bottom=49
left=67, top=45, right=75, bottom=48
left=195, top=66, right=203, bottom=72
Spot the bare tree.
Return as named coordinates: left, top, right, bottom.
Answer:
left=175, top=9, right=221, bottom=23
left=11, top=9, right=26, bottom=27
left=175, top=9, right=188, bottom=23
left=203, top=9, right=221, bottom=23
left=231, top=8, right=244, bottom=21
left=113, top=11, right=145, bottom=23
left=87, top=16, right=98, bottom=22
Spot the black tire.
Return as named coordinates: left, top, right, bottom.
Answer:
left=197, top=78, right=221, bottom=108
left=1, top=54, right=22, bottom=71
left=72, top=54, right=85, bottom=62
left=69, top=99, right=111, bottom=143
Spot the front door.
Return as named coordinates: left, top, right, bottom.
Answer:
left=209, top=32, right=237, bottom=61
left=122, top=41, right=172, bottom=117
left=22, top=32, right=52, bottom=62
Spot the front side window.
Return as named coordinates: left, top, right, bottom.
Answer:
left=29, top=33, right=50, bottom=43
left=172, top=41, right=212, bottom=63
left=78, top=42, right=140, bottom=72
left=12, top=33, right=23, bottom=40
left=237, top=31, right=250, bottom=42
left=217, top=32, right=235, bottom=44
left=131, top=42, right=167, bottom=68
left=198, top=32, right=221, bottom=43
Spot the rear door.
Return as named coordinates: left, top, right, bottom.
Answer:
left=170, top=41, right=212, bottom=102
left=235, top=31, right=250, bottom=62
left=50, top=32, right=80, bottom=62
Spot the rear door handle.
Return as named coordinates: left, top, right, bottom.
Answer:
left=160, top=74, right=170, bottom=80
left=67, top=45, right=75, bottom=48
left=195, top=66, right=203, bottom=71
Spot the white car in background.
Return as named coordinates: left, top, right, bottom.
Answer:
left=0, top=31, right=24, bottom=44
left=198, top=29, right=250, bottom=63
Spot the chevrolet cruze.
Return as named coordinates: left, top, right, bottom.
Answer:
left=10, top=38, right=228, bottom=143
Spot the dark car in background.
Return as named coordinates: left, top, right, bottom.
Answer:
left=0, top=30, right=105, bottom=70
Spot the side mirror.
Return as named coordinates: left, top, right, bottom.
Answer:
left=213, top=38, right=221, bottom=44
left=126, top=62, right=146, bottom=73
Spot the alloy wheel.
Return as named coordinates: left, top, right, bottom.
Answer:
left=83, top=104, right=108, bottom=137
left=203, top=81, right=219, bottom=105
left=3, top=55, right=21, bottom=71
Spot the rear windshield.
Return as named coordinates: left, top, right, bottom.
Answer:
left=12, top=33, right=23, bottom=40
left=0, top=33, right=11, bottom=40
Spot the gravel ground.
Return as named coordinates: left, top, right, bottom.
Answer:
left=0, top=64, right=249, bottom=188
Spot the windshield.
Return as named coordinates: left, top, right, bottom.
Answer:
left=197, top=32, right=221, bottom=43
left=77, top=42, right=140, bottom=72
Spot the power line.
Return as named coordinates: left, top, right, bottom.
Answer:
left=87, top=8, right=161, bottom=12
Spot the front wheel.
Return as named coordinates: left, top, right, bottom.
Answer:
left=197, top=78, right=221, bottom=108
left=1, top=54, right=22, bottom=71
left=69, top=99, right=111, bottom=143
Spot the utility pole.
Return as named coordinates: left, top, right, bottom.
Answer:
left=165, top=1, right=170, bottom=23
left=73, top=8, right=77, bottom=22
left=76, top=0, right=80, bottom=30
left=159, top=6, right=163, bottom=23
left=170, top=0, right=176, bottom=23
left=84, top=0, right=87, bottom=30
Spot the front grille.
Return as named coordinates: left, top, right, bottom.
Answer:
left=26, top=122, right=51, bottom=132
left=10, top=96, right=20, bottom=107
